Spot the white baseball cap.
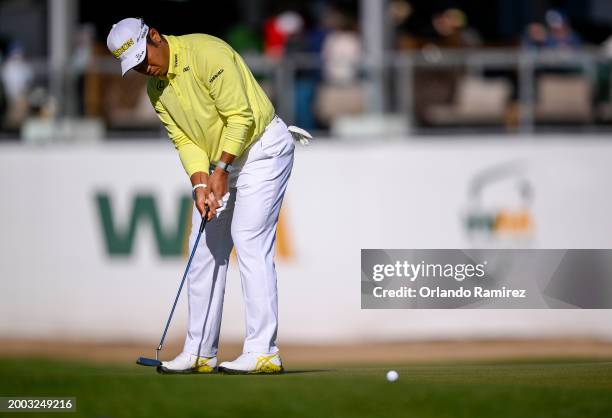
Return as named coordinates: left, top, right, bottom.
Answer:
left=107, top=17, right=149, bottom=76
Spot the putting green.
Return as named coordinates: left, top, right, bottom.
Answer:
left=1, top=357, right=611, bottom=418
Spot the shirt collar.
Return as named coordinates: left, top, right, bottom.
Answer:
left=164, top=35, right=181, bottom=78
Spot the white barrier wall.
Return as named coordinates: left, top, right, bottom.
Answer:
left=1, top=137, right=612, bottom=343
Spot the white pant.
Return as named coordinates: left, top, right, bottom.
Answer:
left=183, top=116, right=294, bottom=357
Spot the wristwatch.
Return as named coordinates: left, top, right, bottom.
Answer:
left=216, top=160, right=233, bottom=173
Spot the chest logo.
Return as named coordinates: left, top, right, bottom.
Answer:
left=183, top=66, right=190, bottom=72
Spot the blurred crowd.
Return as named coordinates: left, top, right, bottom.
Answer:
left=0, top=43, right=34, bottom=130
left=2, top=0, right=612, bottom=136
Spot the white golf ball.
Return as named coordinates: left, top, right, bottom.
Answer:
left=386, top=370, right=399, bottom=382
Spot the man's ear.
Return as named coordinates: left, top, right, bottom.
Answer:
left=149, top=28, right=162, bottom=46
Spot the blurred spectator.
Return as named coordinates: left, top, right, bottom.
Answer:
left=264, top=11, right=304, bottom=58
left=1, top=43, right=33, bottom=128
left=282, top=9, right=326, bottom=130
left=82, top=39, right=112, bottom=118
left=389, top=0, right=412, bottom=28
left=396, top=7, right=481, bottom=50
left=520, top=11, right=588, bottom=126
left=544, top=10, right=581, bottom=50
left=395, top=7, right=482, bottom=128
left=315, top=6, right=364, bottom=128
left=321, top=11, right=361, bottom=85
left=522, top=23, right=549, bottom=50
left=431, top=8, right=481, bottom=49
left=523, top=11, right=581, bottom=51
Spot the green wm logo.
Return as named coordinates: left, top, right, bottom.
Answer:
left=95, top=193, right=191, bottom=257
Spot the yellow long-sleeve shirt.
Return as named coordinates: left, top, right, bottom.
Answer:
left=147, top=34, right=275, bottom=177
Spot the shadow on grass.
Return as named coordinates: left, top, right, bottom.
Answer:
left=146, top=369, right=337, bottom=377
left=214, top=369, right=337, bottom=376
left=282, top=369, right=335, bottom=374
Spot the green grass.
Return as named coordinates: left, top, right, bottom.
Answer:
left=1, top=357, right=611, bottom=418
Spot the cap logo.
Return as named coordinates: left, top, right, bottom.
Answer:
left=112, top=38, right=134, bottom=58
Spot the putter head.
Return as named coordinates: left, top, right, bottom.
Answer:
left=136, top=357, right=162, bottom=367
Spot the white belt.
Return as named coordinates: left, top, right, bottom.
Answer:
left=264, top=114, right=280, bottom=131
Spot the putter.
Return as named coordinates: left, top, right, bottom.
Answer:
left=137, top=208, right=209, bottom=367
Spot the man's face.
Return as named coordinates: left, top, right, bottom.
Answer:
left=133, top=28, right=168, bottom=77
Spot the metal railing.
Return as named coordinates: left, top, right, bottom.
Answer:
left=3, top=48, right=612, bottom=139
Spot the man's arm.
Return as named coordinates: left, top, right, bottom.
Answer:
left=204, top=48, right=255, bottom=158
left=199, top=47, right=254, bottom=216
left=151, top=98, right=210, bottom=176
left=150, top=94, right=211, bottom=217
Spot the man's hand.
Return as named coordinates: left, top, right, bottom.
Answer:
left=190, top=171, right=210, bottom=219
left=207, top=167, right=229, bottom=219
left=190, top=152, right=235, bottom=221
left=194, top=186, right=209, bottom=219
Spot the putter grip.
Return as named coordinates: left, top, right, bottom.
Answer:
left=199, top=207, right=209, bottom=232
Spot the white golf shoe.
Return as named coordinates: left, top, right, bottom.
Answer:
left=157, top=352, right=217, bottom=374
left=218, top=352, right=284, bottom=374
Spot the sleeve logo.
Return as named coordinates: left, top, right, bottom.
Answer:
left=208, top=68, right=224, bottom=84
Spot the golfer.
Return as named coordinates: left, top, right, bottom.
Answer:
left=107, top=18, right=304, bottom=374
